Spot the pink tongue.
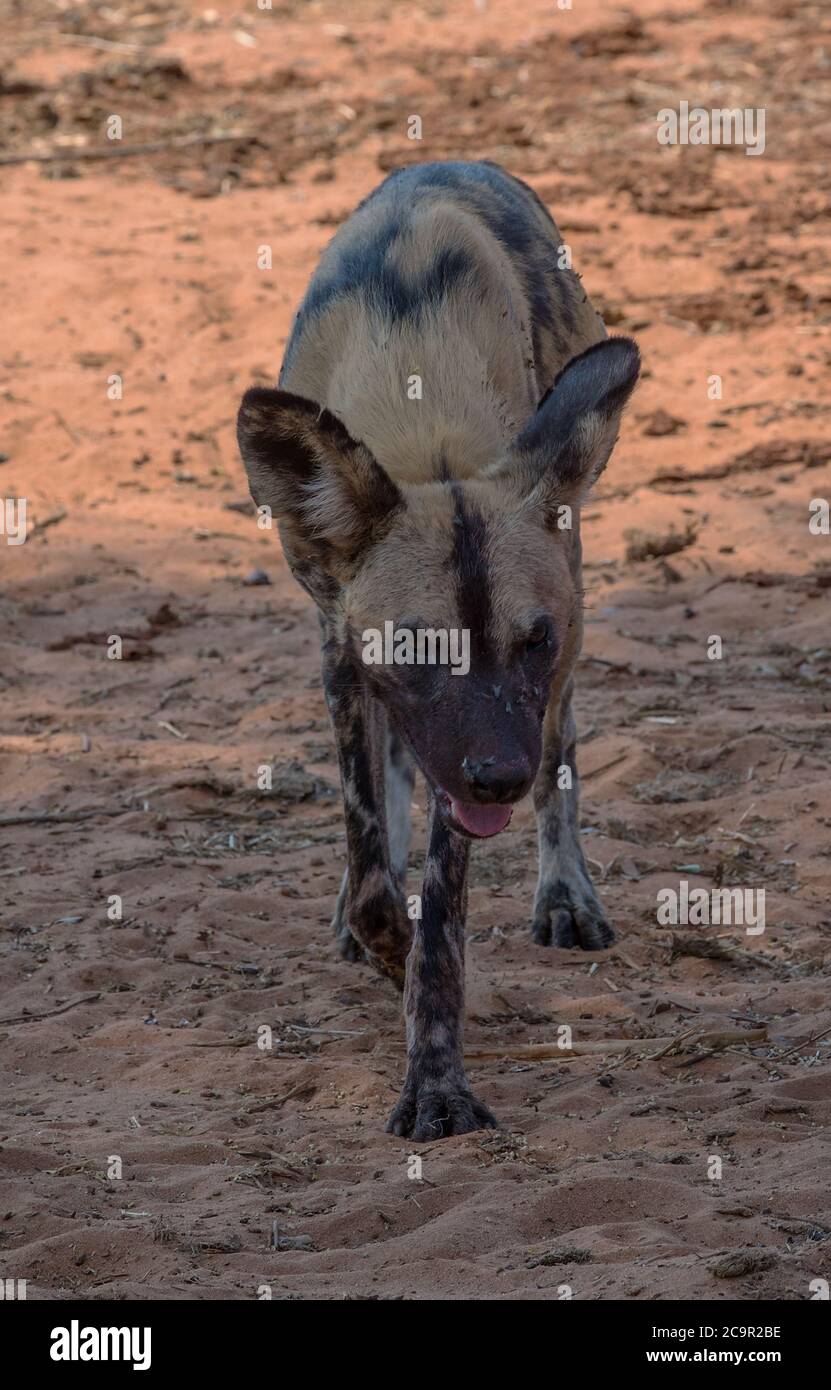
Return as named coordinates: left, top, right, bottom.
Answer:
left=450, top=800, right=513, bottom=837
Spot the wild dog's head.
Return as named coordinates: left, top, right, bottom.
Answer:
left=238, top=336, right=640, bottom=838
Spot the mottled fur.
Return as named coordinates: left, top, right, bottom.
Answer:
left=238, top=161, right=640, bottom=1139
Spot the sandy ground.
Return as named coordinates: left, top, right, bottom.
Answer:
left=1, top=0, right=830, bottom=1301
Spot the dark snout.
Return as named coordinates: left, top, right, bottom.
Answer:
left=439, top=740, right=538, bottom=838
left=462, top=754, right=534, bottom=805
left=379, top=668, right=547, bottom=839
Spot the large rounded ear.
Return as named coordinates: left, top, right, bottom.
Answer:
left=237, top=388, right=403, bottom=593
left=489, top=337, right=641, bottom=518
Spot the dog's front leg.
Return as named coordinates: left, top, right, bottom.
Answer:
left=531, top=680, right=614, bottom=950
left=330, top=723, right=414, bottom=966
left=387, top=796, right=496, bottom=1140
left=321, top=619, right=411, bottom=988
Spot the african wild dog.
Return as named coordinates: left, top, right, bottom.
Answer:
left=237, top=161, right=640, bottom=1140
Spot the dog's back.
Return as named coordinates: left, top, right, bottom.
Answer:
left=278, top=161, right=605, bottom=486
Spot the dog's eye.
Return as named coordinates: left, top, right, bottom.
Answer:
left=525, top=621, right=550, bottom=651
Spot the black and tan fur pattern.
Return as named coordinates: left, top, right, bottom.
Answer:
left=238, top=161, right=640, bottom=1140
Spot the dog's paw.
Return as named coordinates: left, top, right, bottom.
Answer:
left=332, top=872, right=411, bottom=988
left=332, top=888, right=366, bottom=963
left=370, top=949, right=407, bottom=992
left=532, top=877, right=615, bottom=951
left=387, top=1082, right=497, bottom=1141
